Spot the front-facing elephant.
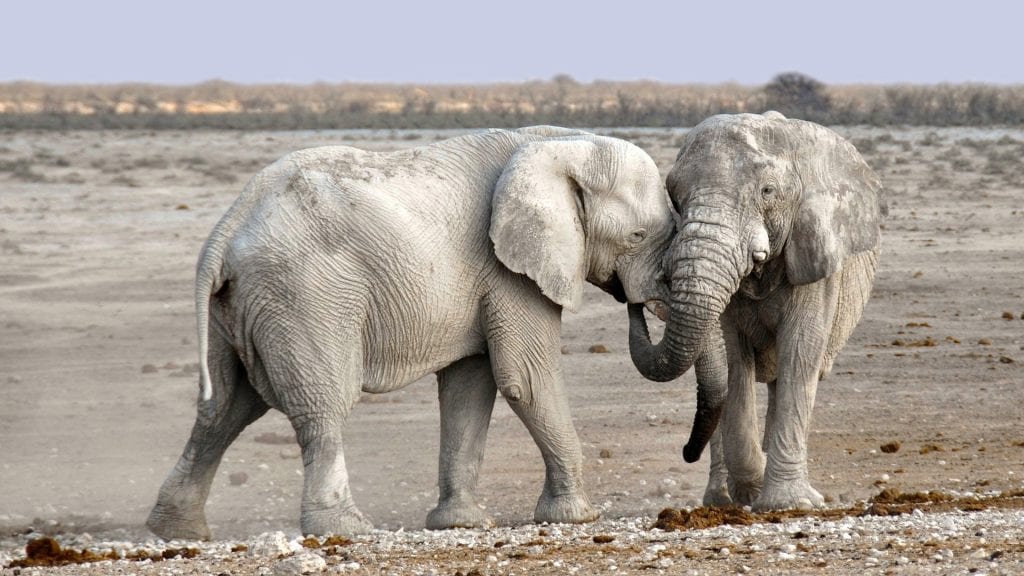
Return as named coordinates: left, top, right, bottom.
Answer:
left=629, top=112, right=885, bottom=511
left=147, top=126, right=677, bottom=540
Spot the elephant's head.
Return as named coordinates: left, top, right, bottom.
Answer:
left=629, top=112, right=886, bottom=461
left=490, top=132, right=675, bottom=312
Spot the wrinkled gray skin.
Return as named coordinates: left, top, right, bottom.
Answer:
left=629, top=112, right=885, bottom=511
left=147, top=126, right=676, bottom=540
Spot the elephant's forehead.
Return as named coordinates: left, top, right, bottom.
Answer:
left=680, top=128, right=767, bottom=177
left=693, top=118, right=767, bottom=151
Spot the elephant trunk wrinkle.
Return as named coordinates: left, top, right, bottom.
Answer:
left=662, top=236, right=744, bottom=462
left=627, top=237, right=739, bottom=383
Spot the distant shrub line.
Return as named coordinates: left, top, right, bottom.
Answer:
left=3, top=76, right=1024, bottom=129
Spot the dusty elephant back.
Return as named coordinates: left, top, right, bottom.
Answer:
left=209, top=144, right=508, bottom=391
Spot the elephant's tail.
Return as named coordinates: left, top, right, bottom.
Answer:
left=193, top=157, right=288, bottom=408
left=193, top=192, right=252, bottom=411
left=195, top=230, right=227, bottom=406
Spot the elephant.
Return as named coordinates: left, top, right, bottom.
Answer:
left=146, top=126, right=677, bottom=540
left=628, top=112, right=885, bottom=511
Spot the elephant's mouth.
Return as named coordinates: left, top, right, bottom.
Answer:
left=644, top=299, right=670, bottom=322
left=596, top=273, right=628, bottom=303
left=752, top=261, right=766, bottom=279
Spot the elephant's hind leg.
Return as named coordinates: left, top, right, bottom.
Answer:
left=264, top=328, right=371, bottom=537
left=291, top=416, right=371, bottom=537
left=721, top=332, right=766, bottom=506
left=147, top=332, right=268, bottom=540
left=427, top=354, right=498, bottom=529
left=701, top=427, right=732, bottom=506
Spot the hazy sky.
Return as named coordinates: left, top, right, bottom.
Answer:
left=5, top=0, right=1022, bottom=85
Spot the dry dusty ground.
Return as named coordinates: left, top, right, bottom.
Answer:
left=1, top=126, right=1023, bottom=574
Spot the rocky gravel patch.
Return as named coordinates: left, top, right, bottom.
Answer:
left=4, top=492, right=1023, bottom=575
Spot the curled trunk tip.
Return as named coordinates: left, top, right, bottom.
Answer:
left=627, top=303, right=691, bottom=382
left=682, top=336, right=728, bottom=464
left=682, top=443, right=703, bottom=463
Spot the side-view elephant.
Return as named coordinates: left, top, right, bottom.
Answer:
left=628, top=112, right=885, bottom=511
left=147, top=126, right=677, bottom=540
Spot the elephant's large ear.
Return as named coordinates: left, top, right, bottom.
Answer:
left=490, top=139, right=591, bottom=312
left=784, top=122, right=887, bottom=285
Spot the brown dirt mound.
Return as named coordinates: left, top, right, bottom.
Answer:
left=879, top=441, right=901, bottom=453
left=653, top=489, right=1024, bottom=532
left=654, top=506, right=755, bottom=531
left=9, top=537, right=199, bottom=568
left=870, top=488, right=953, bottom=505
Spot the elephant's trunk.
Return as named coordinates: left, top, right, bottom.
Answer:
left=628, top=222, right=745, bottom=461
left=684, top=328, right=728, bottom=462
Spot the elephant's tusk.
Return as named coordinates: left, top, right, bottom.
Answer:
left=644, top=300, right=670, bottom=322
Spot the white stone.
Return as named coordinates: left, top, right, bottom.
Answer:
left=248, top=531, right=293, bottom=558
left=646, top=543, right=667, bottom=554
left=273, top=552, right=327, bottom=575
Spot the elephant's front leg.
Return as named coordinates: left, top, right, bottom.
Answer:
left=426, top=354, right=497, bottom=529
left=488, top=298, right=597, bottom=525
left=721, top=330, right=766, bottom=505
left=753, top=296, right=830, bottom=511
left=501, top=371, right=597, bottom=524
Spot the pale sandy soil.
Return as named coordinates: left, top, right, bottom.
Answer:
left=1, top=126, right=1022, bottom=574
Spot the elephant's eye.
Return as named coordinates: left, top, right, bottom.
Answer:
left=629, top=229, right=647, bottom=244
left=761, top=185, right=776, bottom=197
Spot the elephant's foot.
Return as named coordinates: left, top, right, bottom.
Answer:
left=301, top=504, right=373, bottom=537
left=725, top=450, right=766, bottom=506
left=702, top=479, right=733, bottom=507
left=727, top=474, right=764, bottom=506
left=426, top=498, right=494, bottom=530
left=702, top=459, right=733, bottom=507
left=534, top=492, right=599, bottom=525
left=146, top=503, right=211, bottom=541
left=752, top=478, right=824, bottom=512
